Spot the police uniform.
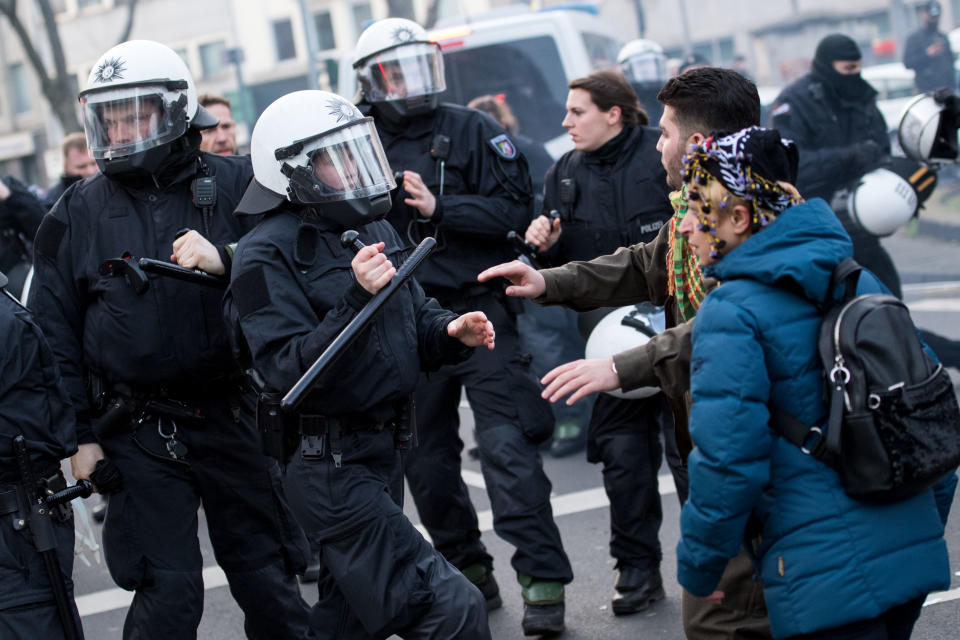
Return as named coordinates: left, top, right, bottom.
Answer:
left=771, top=70, right=901, bottom=297
left=364, top=100, right=573, bottom=589
left=0, top=273, right=82, bottom=639
left=0, top=176, right=46, bottom=300
left=540, top=124, right=678, bottom=605
left=28, top=143, right=313, bottom=639
left=224, top=212, right=490, bottom=639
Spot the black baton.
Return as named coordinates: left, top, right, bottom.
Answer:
left=138, top=257, right=228, bottom=289
left=282, top=234, right=437, bottom=412
left=13, top=436, right=83, bottom=640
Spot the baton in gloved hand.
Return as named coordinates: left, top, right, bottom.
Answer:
left=13, top=436, right=86, bottom=640
left=282, top=232, right=437, bottom=412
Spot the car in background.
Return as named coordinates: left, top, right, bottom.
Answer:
left=338, top=5, right=621, bottom=159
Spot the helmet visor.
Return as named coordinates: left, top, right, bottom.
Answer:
left=295, top=119, right=396, bottom=203
left=621, top=54, right=666, bottom=83
left=80, top=84, right=188, bottom=160
left=356, top=42, right=445, bottom=102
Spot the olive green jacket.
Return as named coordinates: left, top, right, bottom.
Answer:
left=534, top=222, right=717, bottom=458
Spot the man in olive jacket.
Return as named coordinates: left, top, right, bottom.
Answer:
left=480, top=66, right=771, bottom=640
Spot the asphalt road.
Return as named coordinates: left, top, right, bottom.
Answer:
left=70, top=223, right=960, bottom=639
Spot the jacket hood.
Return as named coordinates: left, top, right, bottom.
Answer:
left=704, top=198, right=853, bottom=304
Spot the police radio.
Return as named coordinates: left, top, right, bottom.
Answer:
left=431, top=134, right=451, bottom=195
left=559, top=178, right=576, bottom=220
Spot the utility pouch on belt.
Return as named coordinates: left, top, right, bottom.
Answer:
left=257, top=391, right=290, bottom=462
left=394, top=396, right=416, bottom=451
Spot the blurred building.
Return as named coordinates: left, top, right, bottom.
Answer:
left=0, top=0, right=955, bottom=185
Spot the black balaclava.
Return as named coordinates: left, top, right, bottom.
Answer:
left=811, top=34, right=873, bottom=102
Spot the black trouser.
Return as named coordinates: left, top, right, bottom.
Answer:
left=782, top=597, right=924, bottom=640
left=588, top=393, right=673, bottom=571
left=404, top=292, right=573, bottom=583
left=284, top=428, right=490, bottom=640
left=0, top=482, right=82, bottom=639
left=98, top=391, right=312, bottom=640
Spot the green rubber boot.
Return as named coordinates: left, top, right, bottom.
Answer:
left=518, top=572, right=565, bottom=636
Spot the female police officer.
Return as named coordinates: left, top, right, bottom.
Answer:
left=223, top=90, right=494, bottom=640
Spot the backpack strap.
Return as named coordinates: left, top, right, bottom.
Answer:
left=769, top=407, right=835, bottom=465
left=828, top=258, right=861, bottom=303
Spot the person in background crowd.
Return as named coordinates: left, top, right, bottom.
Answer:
left=44, top=133, right=98, bottom=211
left=904, top=1, right=957, bottom=94
left=198, top=93, right=238, bottom=155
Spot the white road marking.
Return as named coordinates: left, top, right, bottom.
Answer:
left=79, top=471, right=958, bottom=619
left=907, top=299, right=960, bottom=312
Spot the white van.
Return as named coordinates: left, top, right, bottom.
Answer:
left=338, top=7, right=621, bottom=157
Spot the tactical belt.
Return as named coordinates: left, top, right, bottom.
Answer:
left=299, top=414, right=388, bottom=436
left=0, top=471, right=67, bottom=517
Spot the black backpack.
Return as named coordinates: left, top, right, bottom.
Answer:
left=772, top=258, right=960, bottom=503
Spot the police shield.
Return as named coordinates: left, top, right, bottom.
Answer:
left=583, top=303, right=665, bottom=399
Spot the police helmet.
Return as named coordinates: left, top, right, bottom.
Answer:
left=353, top=18, right=446, bottom=119
left=617, top=39, right=666, bottom=85
left=79, top=40, right=216, bottom=176
left=897, top=91, right=960, bottom=165
left=846, top=168, right=918, bottom=237
left=583, top=303, right=664, bottom=400
left=237, top=90, right=395, bottom=229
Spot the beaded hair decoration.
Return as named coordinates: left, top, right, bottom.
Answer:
left=682, top=126, right=801, bottom=260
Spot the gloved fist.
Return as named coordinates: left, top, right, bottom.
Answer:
left=849, top=139, right=883, bottom=171
left=89, top=458, right=124, bottom=494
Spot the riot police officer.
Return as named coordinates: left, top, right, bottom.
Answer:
left=353, top=17, right=572, bottom=636
left=0, top=271, right=83, bottom=639
left=617, top=40, right=668, bottom=125
left=28, top=40, right=312, bottom=639
left=770, top=35, right=896, bottom=294
left=224, top=88, right=493, bottom=640
left=0, top=175, right=46, bottom=300
left=525, top=69, right=677, bottom=615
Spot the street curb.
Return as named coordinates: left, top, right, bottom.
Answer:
left=916, top=217, right=960, bottom=243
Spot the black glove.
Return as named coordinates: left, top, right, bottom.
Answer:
left=847, top=139, right=884, bottom=172
left=89, top=458, right=124, bottom=494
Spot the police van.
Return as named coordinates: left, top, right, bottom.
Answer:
left=338, top=6, right=621, bottom=158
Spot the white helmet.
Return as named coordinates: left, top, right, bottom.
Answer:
left=846, top=168, right=918, bottom=237
left=237, top=90, right=395, bottom=229
left=617, top=39, right=666, bottom=85
left=353, top=18, right=445, bottom=118
left=897, top=91, right=960, bottom=165
left=79, top=40, right=216, bottom=175
left=584, top=304, right=664, bottom=400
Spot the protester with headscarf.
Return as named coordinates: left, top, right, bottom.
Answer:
left=676, top=126, right=955, bottom=640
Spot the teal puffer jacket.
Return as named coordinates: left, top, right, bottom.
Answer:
left=677, top=198, right=955, bottom=638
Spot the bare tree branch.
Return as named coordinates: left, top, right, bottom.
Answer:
left=0, top=2, right=54, bottom=92
left=423, top=0, right=440, bottom=29
left=117, top=0, right=139, bottom=44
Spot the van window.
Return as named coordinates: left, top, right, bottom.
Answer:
left=582, top=32, right=620, bottom=70
left=441, top=36, right=568, bottom=144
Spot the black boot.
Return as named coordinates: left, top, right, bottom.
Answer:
left=611, top=565, right=664, bottom=616
left=462, top=563, right=502, bottom=611
left=519, top=573, right=564, bottom=636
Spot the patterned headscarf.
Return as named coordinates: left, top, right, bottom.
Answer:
left=683, top=126, right=801, bottom=259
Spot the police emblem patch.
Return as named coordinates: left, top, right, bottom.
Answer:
left=488, top=134, right=517, bottom=160
left=327, top=99, right=360, bottom=123
left=772, top=102, right=791, bottom=117
left=94, top=56, right=126, bottom=83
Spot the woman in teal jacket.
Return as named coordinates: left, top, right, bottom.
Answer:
left=675, top=126, right=955, bottom=639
